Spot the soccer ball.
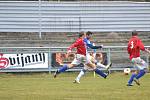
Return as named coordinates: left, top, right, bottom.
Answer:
left=123, top=68, right=131, bottom=75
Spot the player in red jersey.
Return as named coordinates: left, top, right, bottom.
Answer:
left=53, top=31, right=110, bottom=79
left=127, top=31, right=150, bottom=86
left=53, top=32, right=86, bottom=78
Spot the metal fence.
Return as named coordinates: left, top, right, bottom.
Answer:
left=0, top=46, right=149, bottom=72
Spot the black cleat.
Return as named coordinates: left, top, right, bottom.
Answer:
left=104, top=75, right=107, bottom=79
left=106, top=63, right=112, bottom=71
left=104, top=70, right=110, bottom=79
left=134, top=79, right=140, bottom=86
left=127, top=84, right=133, bottom=86
left=53, top=70, right=59, bottom=78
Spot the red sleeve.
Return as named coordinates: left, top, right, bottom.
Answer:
left=138, top=39, right=145, bottom=51
left=67, top=39, right=80, bottom=51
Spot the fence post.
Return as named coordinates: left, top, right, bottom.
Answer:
left=48, top=48, right=52, bottom=74
left=146, top=54, right=149, bottom=68
left=38, top=0, right=42, bottom=39
left=107, top=48, right=111, bottom=64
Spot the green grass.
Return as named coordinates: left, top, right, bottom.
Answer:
left=0, top=72, right=149, bottom=100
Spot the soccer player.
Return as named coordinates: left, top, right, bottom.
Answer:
left=73, top=31, right=112, bottom=83
left=74, top=53, right=112, bottom=84
left=127, top=31, right=150, bottom=86
left=53, top=32, right=86, bottom=78
left=54, top=31, right=110, bottom=80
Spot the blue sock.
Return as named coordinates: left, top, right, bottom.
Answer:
left=95, top=68, right=107, bottom=78
left=136, top=70, right=146, bottom=80
left=128, top=73, right=137, bottom=85
left=58, top=64, right=68, bottom=73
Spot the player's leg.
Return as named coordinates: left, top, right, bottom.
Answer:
left=133, top=70, right=145, bottom=86
left=53, top=64, right=75, bottom=78
left=135, top=70, right=146, bottom=80
left=96, top=62, right=112, bottom=71
left=74, top=54, right=101, bottom=83
left=86, top=63, right=108, bottom=78
left=127, top=72, right=137, bottom=86
left=133, top=58, right=148, bottom=85
left=127, top=58, right=139, bottom=86
left=74, top=68, right=87, bottom=84
left=54, top=54, right=85, bottom=78
left=134, top=69, right=147, bottom=86
left=54, top=57, right=80, bottom=78
left=85, top=54, right=109, bottom=78
left=72, top=54, right=89, bottom=83
left=73, top=55, right=88, bottom=83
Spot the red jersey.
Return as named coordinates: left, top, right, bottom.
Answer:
left=68, top=38, right=86, bottom=56
left=127, top=36, right=145, bottom=60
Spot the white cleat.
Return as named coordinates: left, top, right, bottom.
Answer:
left=73, top=79, right=80, bottom=84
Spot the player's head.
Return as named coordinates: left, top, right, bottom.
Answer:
left=132, top=30, right=138, bottom=36
left=86, top=31, right=93, bottom=39
left=78, top=32, right=85, bottom=38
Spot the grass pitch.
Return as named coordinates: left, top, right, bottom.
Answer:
left=0, top=72, right=149, bottom=100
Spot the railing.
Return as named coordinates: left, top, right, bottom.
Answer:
left=0, top=46, right=149, bottom=72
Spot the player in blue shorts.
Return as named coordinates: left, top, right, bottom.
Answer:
left=127, top=31, right=150, bottom=86
left=73, top=31, right=112, bottom=83
left=53, top=32, right=107, bottom=79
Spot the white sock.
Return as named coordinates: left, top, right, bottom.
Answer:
left=97, top=62, right=107, bottom=69
left=76, top=70, right=85, bottom=82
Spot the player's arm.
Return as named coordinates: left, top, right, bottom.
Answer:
left=67, top=39, right=82, bottom=55
left=139, top=40, right=145, bottom=51
left=145, top=48, right=150, bottom=54
left=67, top=42, right=77, bottom=57
left=138, top=40, right=150, bottom=54
left=84, top=39, right=103, bottom=49
left=67, top=40, right=79, bottom=51
left=87, top=43, right=103, bottom=49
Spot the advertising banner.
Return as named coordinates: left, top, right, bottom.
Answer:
left=0, top=53, right=48, bottom=69
left=51, top=52, right=107, bottom=67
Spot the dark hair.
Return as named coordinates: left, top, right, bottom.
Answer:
left=86, top=31, right=93, bottom=36
left=132, top=30, right=138, bottom=36
left=78, top=32, right=84, bottom=38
